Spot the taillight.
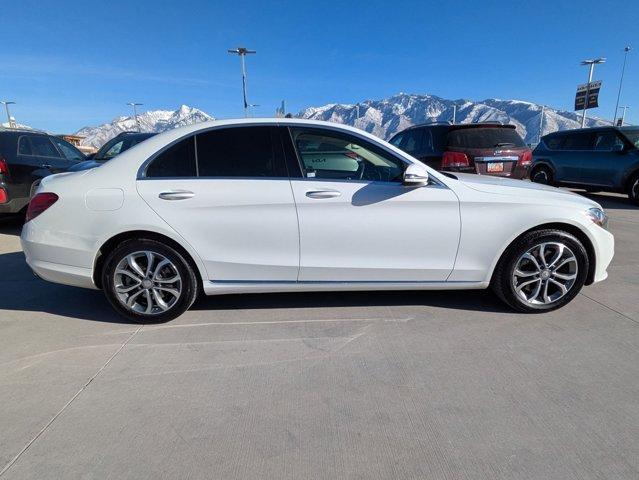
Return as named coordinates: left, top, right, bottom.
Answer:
left=0, top=157, right=9, bottom=175
left=441, top=151, right=470, bottom=169
left=26, top=192, right=58, bottom=222
left=519, top=150, right=533, bottom=166
left=0, top=188, right=7, bottom=204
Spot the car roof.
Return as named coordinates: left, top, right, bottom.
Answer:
left=543, top=125, right=637, bottom=138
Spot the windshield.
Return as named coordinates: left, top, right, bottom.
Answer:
left=448, top=127, right=527, bottom=149
left=620, top=130, right=639, bottom=148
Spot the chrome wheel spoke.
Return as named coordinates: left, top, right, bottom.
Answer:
left=512, top=241, right=578, bottom=306
left=114, top=250, right=182, bottom=316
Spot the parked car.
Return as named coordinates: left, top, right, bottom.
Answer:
left=69, top=131, right=156, bottom=172
left=531, top=126, right=639, bottom=204
left=0, top=127, right=85, bottom=218
left=22, top=119, right=613, bottom=322
left=389, top=122, right=532, bottom=179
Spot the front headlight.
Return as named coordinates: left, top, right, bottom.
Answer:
left=586, top=207, right=609, bottom=230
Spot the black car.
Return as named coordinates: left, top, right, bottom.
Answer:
left=0, top=128, right=85, bottom=217
left=531, top=126, right=639, bottom=204
left=389, top=122, right=532, bottom=179
left=69, top=132, right=156, bottom=172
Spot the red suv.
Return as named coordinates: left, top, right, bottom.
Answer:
left=389, top=122, right=532, bottom=179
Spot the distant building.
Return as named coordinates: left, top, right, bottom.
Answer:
left=58, top=134, right=96, bottom=155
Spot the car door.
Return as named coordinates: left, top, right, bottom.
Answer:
left=579, top=130, right=626, bottom=187
left=136, top=126, right=299, bottom=282
left=285, top=126, right=460, bottom=282
left=555, top=131, right=595, bottom=183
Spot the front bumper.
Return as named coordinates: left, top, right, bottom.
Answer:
left=587, top=223, right=615, bottom=284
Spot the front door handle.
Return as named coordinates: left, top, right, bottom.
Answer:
left=158, top=190, right=195, bottom=201
left=305, top=189, right=341, bottom=199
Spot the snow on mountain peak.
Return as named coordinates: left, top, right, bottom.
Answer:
left=299, top=93, right=611, bottom=143
left=75, top=105, right=215, bottom=148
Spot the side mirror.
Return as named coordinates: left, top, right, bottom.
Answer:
left=403, top=163, right=429, bottom=186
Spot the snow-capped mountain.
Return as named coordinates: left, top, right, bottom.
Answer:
left=299, top=93, right=611, bottom=143
left=76, top=105, right=214, bottom=148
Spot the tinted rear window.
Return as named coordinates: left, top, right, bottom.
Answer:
left=562, top=132, right=594, bottom=150
left=447, top=127, right=526, bottom=149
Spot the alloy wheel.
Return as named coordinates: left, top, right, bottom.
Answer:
left=113, top=251, right=182, bottom=315
left=511, top=242, right=578, bottom=305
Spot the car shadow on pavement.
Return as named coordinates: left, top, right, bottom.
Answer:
left=581, top=192, right=637, bottom=210
left=0, top=217, right=24, bottom=236
left=193, top=289, right=510, bottom=314
left=0, top=248, right=509, bottom=321
left=0, top=250, right=133, bottom=324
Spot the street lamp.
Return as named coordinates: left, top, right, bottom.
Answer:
left=613, top=46, right=631, bottom=125
left=579, top=58, right=605, bottom=128
left=228, top=47, right=256, bottom=117
left=126, top=102, right=143, bottom=132
left=1, top=101, right=16, bottom=128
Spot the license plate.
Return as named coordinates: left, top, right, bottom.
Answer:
left=487, top=162, right=504, bottom=173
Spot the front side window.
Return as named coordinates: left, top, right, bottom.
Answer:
left=291, top=128, right=405, bottom=182
left=145, top=137, right=196, bottom=178
left=594, top=132, right=624, bottom=151
left=102, top=140, right=125, bottom=159
left=196, top=127, right=285, bottom=178
left=52, top=137, right=85, bottom=161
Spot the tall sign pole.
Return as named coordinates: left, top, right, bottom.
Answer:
left=1, top=101, right=16, bottom=128
left=578, top=58, right=605, bottom=128
left=127, top=102, right=143, bottom=132
left=228, top=47, right=256, bottom=117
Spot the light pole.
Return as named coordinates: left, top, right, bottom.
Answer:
left=126, top=102, right=143, bottom=132
left=1, top=101, right=16, bottom=128
left=452, top=105, right=457, bottom=124
left=538, top=105, right=545, bottom=143
left=580, top=58, right=605, bottom=128
left=228, top=47, right=256, bottom=117
left=613, top=46, right=631, bottom=125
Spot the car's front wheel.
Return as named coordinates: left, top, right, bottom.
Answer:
left=530, top=165, right=554, bottom=185
left=102, top=239, right=199, bottom=323
left=492, top=229, right=589, bottom=312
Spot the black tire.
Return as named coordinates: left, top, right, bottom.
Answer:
left=102, top=238, right=198, bottom=323
left=628, top=173, right=639, bottom=205
left=530, top=165, right=554, bottom=185
left=492, top=229, right=589, bottom=313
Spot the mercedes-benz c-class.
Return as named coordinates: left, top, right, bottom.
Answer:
left=21, top=119, right=614, bottom=322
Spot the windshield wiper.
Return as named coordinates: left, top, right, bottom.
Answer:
left=494, top=142, right=516, bottom=148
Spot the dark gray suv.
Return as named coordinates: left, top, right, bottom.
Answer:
left=0, top=128, right=85, bottom=217
left=531, top=126, right=639, bottom=204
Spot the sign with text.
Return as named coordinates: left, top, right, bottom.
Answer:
left=574, top=80, right=602, bottom=111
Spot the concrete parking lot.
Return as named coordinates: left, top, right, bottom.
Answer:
left=1, top=191, right=638, bottom=480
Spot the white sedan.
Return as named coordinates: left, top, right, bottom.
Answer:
left=21, top=119, right=614, bottom=323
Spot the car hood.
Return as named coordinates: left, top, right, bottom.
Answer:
left=452, top=173, right=601, bottom=209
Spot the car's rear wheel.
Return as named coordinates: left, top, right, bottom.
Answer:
left=492, top=229, right=589, bottom=312
left=102, top=239, right=198, bottom=323
left=530, top=165, right=553, bottom=185
left=628, top=173, right=639, bottom=205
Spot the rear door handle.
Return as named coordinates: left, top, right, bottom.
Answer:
left=159, top=190, right=195, bottom=201
left=305, top=189, right=341, bottom=199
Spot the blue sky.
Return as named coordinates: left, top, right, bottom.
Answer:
left=0, top=0, right=637, bottom=132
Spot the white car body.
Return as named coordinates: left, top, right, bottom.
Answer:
left=21, top=118, right=614, bottom=299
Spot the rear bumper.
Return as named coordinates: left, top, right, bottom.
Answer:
left=21, top=221, right=98, bottom=290
left=443, top=164, right=530, bottom=179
